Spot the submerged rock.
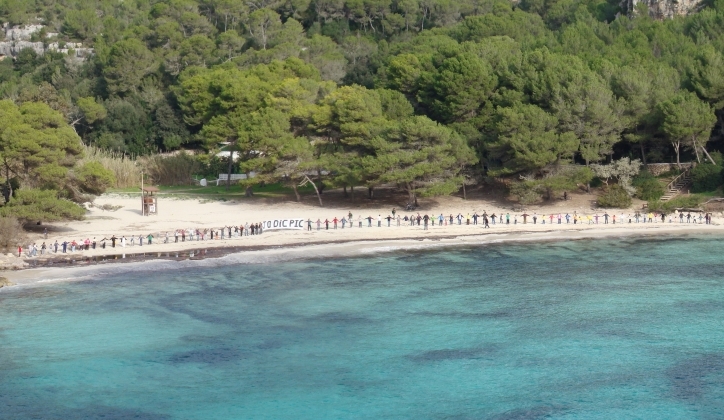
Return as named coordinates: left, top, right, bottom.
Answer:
left=0, top=276, right=15, bottom=288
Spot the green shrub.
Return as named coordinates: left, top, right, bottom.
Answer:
left=590, top=176, right=603, bottom=188
left=142, top=152, right=203, bottom=186
left=597, top=185, right=632, bottom=208
left=509, top=181, right=541, bottom=205
left=0, top=216, right=26, bottom=252
left=647, top=194, right=704, bottom=212
left=690, top=163, right=723, bottom=193
left=632, top=170, right=665, bottom=201
left=74, top=161, right=116, bottom=195
left=0, top=189, right=85, bottom=223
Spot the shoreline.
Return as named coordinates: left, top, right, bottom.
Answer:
left=3, top=223, right=721, bottom=288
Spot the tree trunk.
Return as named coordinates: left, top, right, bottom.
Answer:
left=343, top=185, right=348, bottom=198
left=368, top=187, right=374, bottom=199
left=245, top=186, right=254, bottom=197
left=673, top=142, right=681, bottom=169
left=351, top=186, right=355, bottom=202
left=639, top=142, right=647, bottom=165
left=2, top=161, right=11, bottom=204
left=292, top=184, right=301, bottom=202
left=701, top=146, right=716, bottom=165
left=304, top=175, right=323, bottom=207
left=226, top=152, right=234, bottom=190
left=693, top=139, right=702, bottom=163
left=462, top=182, right=467, bottom=200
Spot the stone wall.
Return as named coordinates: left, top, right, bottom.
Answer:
left=645, top=163, right=694, bottom=176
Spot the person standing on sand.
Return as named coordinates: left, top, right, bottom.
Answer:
left=121, top=236, right=126, bottom=247
left=522, top=213, right=528, bottom=224
left=325, top=219, right=330, bottom=230
left=341, top=217, right=347, bottom=228
left=506, top=213, right=511, bottom=225
left=147, top=234, right=154, bottom=245
left=557, top=214, right=562, bottom=224
left=604, top=212, right=609, bottom=224
left=54, top=240, right=58, bottom=253
left=316, top=219, right=321, bottom=230
left=397, top=215, right=402, bottom=226
left=392, top=208, right=396, bottom=218
left=386, top=215, right=392, bottom=227
left=423, top=214, right=429, bottom=230
left=483, top=214, right=490, bottom=228
left=333, top=217, right=338, bottom=229
left=533, top=213, right=537, bottom=224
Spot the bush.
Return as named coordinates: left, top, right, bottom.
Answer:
left=0, top=216, right=26, bottom=252
left=647, top=195, right=704, bottom=213
left=509, top=181, right=541, bottom=205
left=690, top=163, right=723, bottom=193
left=142, top=152, right=203, bottom=186
left=597, top=185, right=632, bottom=208
left=0, top=189, right=86, bottom=223
left=74, top=161, right=116, bottom=195
left=632, top=170, right=665, bottom=201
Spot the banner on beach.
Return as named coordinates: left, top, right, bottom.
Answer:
left=262, top=219, right=305, bottom=231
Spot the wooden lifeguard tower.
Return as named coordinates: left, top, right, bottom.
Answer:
left=141, top=186, right=159, bottom=216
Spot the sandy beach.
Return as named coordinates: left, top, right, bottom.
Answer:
left=1, top=191, right=722, bottom=287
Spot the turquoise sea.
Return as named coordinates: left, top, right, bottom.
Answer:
left=2, top=236, right=724, bottom=419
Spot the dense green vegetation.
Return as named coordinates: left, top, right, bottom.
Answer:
left=4, top=0, right=724, bottom=220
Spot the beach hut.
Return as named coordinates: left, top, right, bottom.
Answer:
left=141, top=187, right=159, bottom=216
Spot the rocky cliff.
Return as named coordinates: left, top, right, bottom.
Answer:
left=0, top=24, right=92, bottom=60
left=622, top=0, right=703, bottom=19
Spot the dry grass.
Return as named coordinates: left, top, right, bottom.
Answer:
left=79, top=145, right=139, bottom=189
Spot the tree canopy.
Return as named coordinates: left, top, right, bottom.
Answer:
left=4, top=0, right=724, bottom=210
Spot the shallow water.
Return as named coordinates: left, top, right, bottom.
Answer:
left=2, top=236, right=724, bottom=419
